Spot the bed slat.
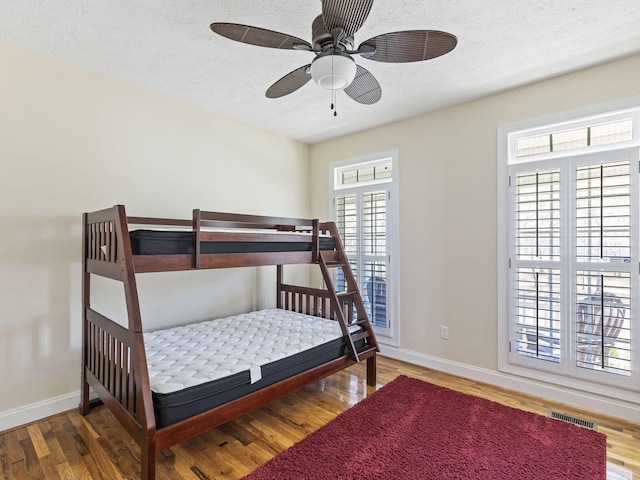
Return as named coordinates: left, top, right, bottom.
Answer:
left=85, top=308, right=141, bottom=424
left=85, top=219, right=120, bottom=277
left=280, top=284, right=337, bottom=319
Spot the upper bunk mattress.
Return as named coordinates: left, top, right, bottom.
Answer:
left=144, top=308, right=358, bottom=427
left=130, top=229, right=335, bottom=255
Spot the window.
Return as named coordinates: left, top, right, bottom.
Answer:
left=499, top=100, right=640, bottom=398
left=516, top=119, right=634, bottom=157
left=337, top=162, right=392, bottom=186
left=331, top=151, right=398, bottom=343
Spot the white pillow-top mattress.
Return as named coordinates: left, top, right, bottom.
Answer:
left=144, top=308, right=353, bottom=395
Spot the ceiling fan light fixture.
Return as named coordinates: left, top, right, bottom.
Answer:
left=310, top=54, right=357, bottom=90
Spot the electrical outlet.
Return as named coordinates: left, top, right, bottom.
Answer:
left=440, top=326, right=449, bottom=340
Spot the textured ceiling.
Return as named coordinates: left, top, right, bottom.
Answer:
left=2, top=1, right=640, bottom=144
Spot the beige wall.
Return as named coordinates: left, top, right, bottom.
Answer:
left=0, top=41, right=310, bottom=415
left=310, top=54, right=640, bottom=371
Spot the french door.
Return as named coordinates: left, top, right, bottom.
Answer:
left=508, top=148, right=638, bottom=390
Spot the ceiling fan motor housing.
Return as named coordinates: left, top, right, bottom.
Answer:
left=311, top=15, right=354, bottom=51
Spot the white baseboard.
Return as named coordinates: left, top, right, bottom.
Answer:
left=379, top=345, right=640, bottom=423
left=0, top=391, right=81, bottom=433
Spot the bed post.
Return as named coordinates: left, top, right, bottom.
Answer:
left=81, top=205, right=158, bottom=479
left=80, top=213, right=91, bottom=415
left=311, top=219, right=319, bottom=263
left=113, top=205, right=158, bottom=476
left=193, top=209, right=201, bottom=269
left=276, top=264, right=283, bottom=309
left=141, top=443, right=155, bottom=480
left=366, top=355, right=377, bottom=386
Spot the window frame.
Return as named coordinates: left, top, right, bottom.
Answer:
left=498, top=97, right=640, bottom=402
left=329, top=150, right=400, bottom=345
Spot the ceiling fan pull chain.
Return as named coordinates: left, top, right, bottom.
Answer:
left=331, top=90, right=338, bottom=117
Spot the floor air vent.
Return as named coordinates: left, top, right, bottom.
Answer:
left=548, top=411, right=597, bottom=430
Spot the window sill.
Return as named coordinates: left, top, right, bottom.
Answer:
left=499, top=362, right=639, bottom=405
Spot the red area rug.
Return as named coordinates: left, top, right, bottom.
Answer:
left=243, top=375, right=606, bottom=480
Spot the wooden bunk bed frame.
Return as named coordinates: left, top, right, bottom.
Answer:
left=80, top=205, right=378, bottom=480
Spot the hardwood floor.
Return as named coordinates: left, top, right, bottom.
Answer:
left=1, top=356, right=638, bottom=479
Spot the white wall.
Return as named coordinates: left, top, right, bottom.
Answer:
left=0, top=41, right=310, bottom=427
left=310, top=54, right=640, bottom=419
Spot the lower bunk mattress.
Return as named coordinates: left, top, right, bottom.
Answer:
left=144, top=308, right=360, bottom=428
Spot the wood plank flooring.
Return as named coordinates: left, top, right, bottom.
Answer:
left=1, top=356, right=638, bottom=479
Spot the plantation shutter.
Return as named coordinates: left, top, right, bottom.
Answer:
left=509, top=154, right=635, bottom=382
left=574, top=161, right=631, bottom=375
left=513, top=169, right=562, bottom=362
left=335, top=189, right=389, bottom=329
left=362, top=191, right=387, bottom=328
left=336, top=194, right=358, bottom=289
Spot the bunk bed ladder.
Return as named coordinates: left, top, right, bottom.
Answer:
left=318, top=223, right=379, bottom=363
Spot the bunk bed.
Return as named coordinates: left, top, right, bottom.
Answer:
left=80, top=205, right=378, bottom=480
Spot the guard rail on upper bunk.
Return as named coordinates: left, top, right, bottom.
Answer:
left=84, top=205, right=329, bottom=275
left=132, top=209, right=322, bottom=272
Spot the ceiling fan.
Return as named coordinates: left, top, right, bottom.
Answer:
left=210, top=0, right=457, bottom=107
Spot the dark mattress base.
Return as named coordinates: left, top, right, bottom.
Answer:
left=130, top=230, right=335, bottom=255
left=152, top=335, right=361, bottom=428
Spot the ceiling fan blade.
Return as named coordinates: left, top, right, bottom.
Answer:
left=322, top=0, right=374, bottom=38
left=211, top=23, right=311, bottom=50
left=266, top=65, right=312, bottom=98
left=344, top=65, right=381, bottom=105
left=312, top=14, right=330, bottom=40
left=360, top=30, right=457, bottom=63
